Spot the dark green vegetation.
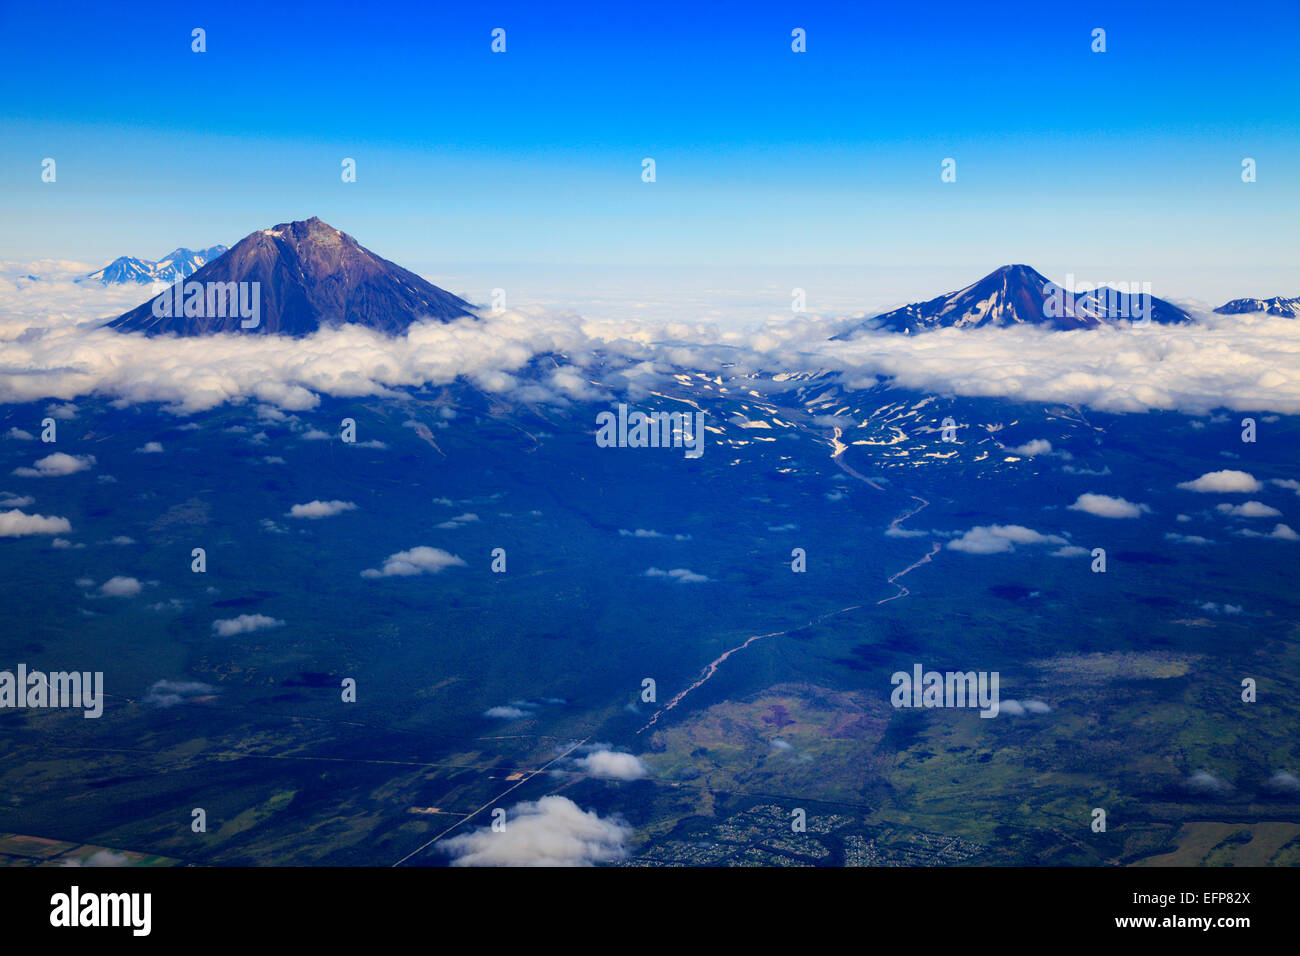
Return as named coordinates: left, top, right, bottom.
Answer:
left=1, top=372, right=1297, bottom=865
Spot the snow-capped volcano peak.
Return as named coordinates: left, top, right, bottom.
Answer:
left=834, top=264, right=1194, bottom=338
left=1214, top=296, right=1299, bottom=318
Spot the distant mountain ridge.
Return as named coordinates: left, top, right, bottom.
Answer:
left=1214, top=296, right=1299, bottom=318
left=833, top=264, right=1195, bottom=338
left=82, top=245, right=228, bottom=285
left=107, top=217, right=476, bottom=337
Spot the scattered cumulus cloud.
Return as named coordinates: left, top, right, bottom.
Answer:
left=644, top=567, right=710, bottom=583
left=947, top=525, right=1066, bottom=555
left=435, top=512, right=479, bottom=530
left=1166, top=532, right=1212, bottom=545
left=1050, top=544, right=1090, bottom=557
left=12, top=452, right=94, bottom=477
left=1068, top=493, right=1150, bottom=519
left=0, top=508, right=70, bottom=536
left=439, top=796, right=630, bottom=867
left=575, top=749, right=649, bottom=781
left=1007, top=439, right=1052, bottom=457
left=1238, top=523, right=1299, bottom=541
left=999, top=699, right=1052, bottom=716
left=484, top=705, right=530, bottom=719
left=144, top=679, right=215, bottom=707
left=1215, top=500, right=1282, bottom=518
left=619, top=528, right=691, bottom=540
left=98, top=575, right=142, bottom=597
left=1178, top=470, right=1262, bottom=493
left=362, top=546, right=466, bottom=578
left=1184, top=771, right=1232, bottom=795
left=287, top=499, right=357, bottom=519
left=212, top=613, right=284, bottom=636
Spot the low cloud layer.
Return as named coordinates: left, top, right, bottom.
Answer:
left=3, top=277, right=1300, bottom=417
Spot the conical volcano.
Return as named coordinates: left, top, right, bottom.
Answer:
left=107, top=217, right=476, bottom=336
left=834, top=264, right=1193, bottom=337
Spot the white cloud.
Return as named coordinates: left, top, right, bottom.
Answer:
left=4, top=289, right=1300, bottom=418
left=484, top=705, right=529, bottom=719
left=1166, top=532, right=1212, bottom=545
left=144, top=679, right=215, bottom=707
left=1266, top=772, right=1300, bottom=793
left=439, top=796, right=630, bottom=866
left=1007, top=439, right=1052, bottom=457
left=12, top=452, right=94, bottom=477
left=0, top=508, right=70, bottom=536
left=212, top=613, right=284, bottom=636
left=1185, top=771, right=1231, bottom=794
left=1000, top=699, right=1052, bottom=716
left=61, top=850, right=131, bottom=868
left=947, top=524, right=1066, bottom=554
left=98, top=576, right=142, bottom=597
left=575, top=749, right=649, bottom=781
left=1050, top=544, right=1090, bottom=557
left=435, top=512, right=479, bottom=530
left=1068, top=493, right=1150, bottom=518
left=644, top=567, right=710, bottom=583
left=362, top=546, right=466, bottom=578
left=1215, top=500, right=1282, bottom=518
left=619, top=528, right=691, bottom=539
left=134, top=441, right=164, bottom=453
left=287, top=499, right=357, bottom=519
left=1178, top=470, right=1262, bottom=493
left=1239, top=523, right=1299, bottom=541
left=1199, top=602, right=1243, bottom=615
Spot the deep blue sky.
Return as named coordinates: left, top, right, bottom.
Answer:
left=2, top=0, right=1297, bottom=302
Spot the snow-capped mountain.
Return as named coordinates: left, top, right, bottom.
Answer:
left=833, top=264, right=1194, bottom=337
left=151, top=246, right=229, bottom=282
left=1213, top=296, right=1299, bottom=318
left=82, top=245, right=228, bottom=285
left=107, top=217, right=475, bottom=337
left=83, top=256, right=156, bottom=285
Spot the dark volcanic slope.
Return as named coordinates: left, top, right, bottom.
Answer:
left=108, top=217, right=476, bottom=336
left=834, top=264, right=1194, bottom=337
